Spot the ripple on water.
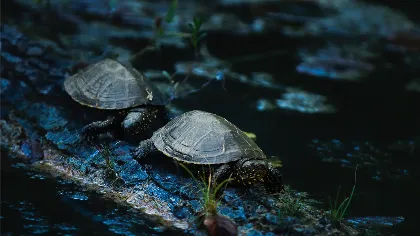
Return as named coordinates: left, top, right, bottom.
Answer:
left=58, top=191, right=90, bottom=201
left=309, top=138, right=415, bottom=180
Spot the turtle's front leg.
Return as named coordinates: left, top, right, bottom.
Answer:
left=131, top=139, right=157, bottom=161
left=79, top=116, right=119, bottom=142
left=211, top=163, right=233, bottom=188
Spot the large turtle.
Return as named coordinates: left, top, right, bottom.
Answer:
left=132, top=110, right=283, bottom=193
left=64, top=58, right=169, bottom=140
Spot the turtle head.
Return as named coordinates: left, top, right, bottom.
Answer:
left=238, top=159, right=283, bottom=193
left=238, top=159, right=268, bottom=186
left=263, top=163, right=284, bottom=194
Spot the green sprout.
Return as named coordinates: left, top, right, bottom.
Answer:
left=130, top=0, right=206, bottom=64
left=328, top=166, right=357, bottom=222
left=155, top=0, right=178, bottom=39
left=178, top=163, right=232, bottom=218
left=128, top=0, right=211, bottom=100
left=188, top=17, right=207, bottom=54
left=93, top=143, right=125, bottom=185
left=165, top=0, right=178, bottom=24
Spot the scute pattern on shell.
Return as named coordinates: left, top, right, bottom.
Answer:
left=151, top=110, right=266, bottom=164
left=64, top=59, right=167, bottom=110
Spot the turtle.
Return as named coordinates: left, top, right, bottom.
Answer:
left=63, top=58, right=169, bottom=141
left=131, top=110, right=283, bottom=193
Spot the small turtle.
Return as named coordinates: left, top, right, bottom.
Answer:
left=132, top=110, right=283, bottom=193
left=64, top=58, right=168, bottom=140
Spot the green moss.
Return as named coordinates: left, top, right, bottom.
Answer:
left=278, top=194, right=303, bottom=216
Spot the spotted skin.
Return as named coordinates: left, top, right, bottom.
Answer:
left=211, top=158, right=283, bottom=193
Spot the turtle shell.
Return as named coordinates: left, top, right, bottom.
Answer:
left=64, top=58, right=167, bottom=110
left=151, top=110, right=266, bottom=164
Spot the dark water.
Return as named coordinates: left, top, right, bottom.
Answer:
left=171, top=74, right=420, bottom=235
left=2, top=0, right=420, bottom=235
left=1, top=149, right=182, bottom=235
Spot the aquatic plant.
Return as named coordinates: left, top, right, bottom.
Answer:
left=176, top=162, right=239, bottom=232
left=131, top=0, right=206, bottom=61
left=188, top=17, right=207, bottom=59
left=128, top=0, right=212, bottom=100
left=328, top=167, right=357, bottom=222
left=178, top=163, right=232, bottom=218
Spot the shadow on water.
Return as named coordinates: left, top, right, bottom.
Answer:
left=0, top=149, right=182, bottom=235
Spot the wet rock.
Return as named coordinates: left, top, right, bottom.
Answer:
left=26, top=46, right=45, bottom=56
left=1, top=78, right=12, bottom=93
left=1, top=25, right=69, bottom=95
left=21, top=138, right=44, bottom=163
left=45, top=128, right=80, bottom=150
left=26, top=103, right=69, bottom=130
left=264, top=213, right=278, bottom=225
left=0, top=119, right=24, bottom=155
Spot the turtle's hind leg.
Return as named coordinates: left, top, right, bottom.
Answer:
left=122, top=107, right=165, bottom=136
left=131, top=139, right=157, bottom=160
left=79, top=116, right=120, bottom=142
left=211, top=163, right=233, bottom=188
